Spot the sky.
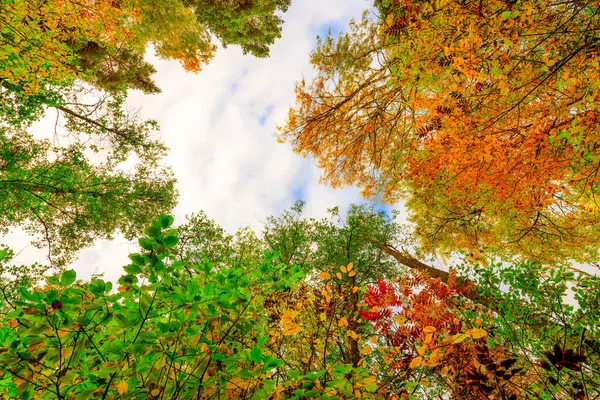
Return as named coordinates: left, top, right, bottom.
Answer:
left=2, top=0, right=406, bottom=283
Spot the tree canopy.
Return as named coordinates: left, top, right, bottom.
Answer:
left=0, top=209, right=597, bottom=399
left=278, top=0, right=600, bottom=264
left=0, top=0, right=291, bottom=264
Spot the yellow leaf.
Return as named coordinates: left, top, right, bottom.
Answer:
left=347, top=262, right=353, bottom=271
left=352, top=286, right=358, bottom=293
left=57, top=328, right=70, bottom=338
left=338, top=317, right=348, bottom=327
left=370, top=336, right=378, bottom=344
left=336, top=272, right=342, bottom=280
left=451, top=333, right=469, bottom=344
left=117, top=285, right=130, bottom=293
left=466, top=328, right=487, bottom=339
left=319, top=312, right=327, bottom=321
left=117, top=380, right=128, bottom=395
left=340, top=265, right=347, bottom=273
left=409, top=356, right=423, bottom=369
left=319, top=271, right=331, bottom=280
left=393, top=315, right=406, bottom=324
left=429, top=349, right=442, bottom=366
left=360, top=345, right=372, bottom=355
left=347, top=330, right=360, bottom=340
left=423, top=326, right=437, bottom=333
left=416, top=345, right=427, bottom=356
left=301, top=357, right=309, bottom=364
left=348, top=270, right=357, bottom=277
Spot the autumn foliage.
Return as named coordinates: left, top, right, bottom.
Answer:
left=1, top=210, right=597, bottom=398
left=279, top=0, right=600, bottom=263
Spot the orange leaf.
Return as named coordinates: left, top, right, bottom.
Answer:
left=117, top=380, right=128, bottom=395
left=409, top=356, right=423, bottom=369
left=319, top=271, right=331, bottom=280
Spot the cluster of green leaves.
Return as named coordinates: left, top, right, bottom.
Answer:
left=460, top=261, right=600, bottom=398
left=0, top=215, right=304, bottom=399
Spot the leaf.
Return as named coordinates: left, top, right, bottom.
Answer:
left=346, top=262, right=353, bottom=271
left=465, top=328, right=487, bottom=339
left=250, top=347, right=263, bottom=363
left=157, top=214, right=174, bottom=229
left=116, top=380, right=128, bottom=395
left=60, top=270, right=76, bottom=286
left=319, top=271, right=331, bottom=280
left=340, top=265, right=347, bottom=273
left=139, top=238, right=154, bottom=251
left=338, top=317, right=348, bottom=327
left=163, top=235, right=178, bottom=247
left=123, top=264, right=143, bottom=274
left=409, top=356, right=423, bottom=369
left=501, top=10, right=512, bottom=20
left=451, top=333, right=469, bottom=344
left=360, top=345, right=373, bottom=355
left=336, top=272, right=343, bottom=280
left=422, top=326, right=437, bottom=333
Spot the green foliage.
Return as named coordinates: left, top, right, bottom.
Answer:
left=188, top=0, right=291, bottom=57
left=460, top=260, right=600, bottom=397
left=0, top=214, right=304, bottom=399
left=0, top=128, right=177, bottom=266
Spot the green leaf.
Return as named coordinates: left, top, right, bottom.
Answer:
left=60, top=270, right=76, bottom=286
left=139, top=238, right=154, bottom=250
left=128, top=253, right=146, bottom=265
left=123, top=264, right=143, bottom=275
left=163, top=235, right=178, bottom=247
left=157, top=214, right=174, bottom=229
left=250, top=346, right=263, bottom=363
left=144, top=225, right=161, bottom=237
left=491, top=67, right=502, bottom=76
left=501, top=10, right=512, bottom=20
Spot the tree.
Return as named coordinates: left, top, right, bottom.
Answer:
left=187, top=0, right=292, bottom=57
left=0, top=0, right=292, bottom=262
left=1, top=207, right=598, bottom=398
left=278, top=1, right=600, bottom=263
left=0, top=128, right=177, bottom=266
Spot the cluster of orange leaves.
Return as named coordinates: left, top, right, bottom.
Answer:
left=279, top=0, right=600, bottom=262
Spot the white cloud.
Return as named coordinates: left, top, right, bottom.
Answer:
left=3, top=0, right=384, bottom=281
